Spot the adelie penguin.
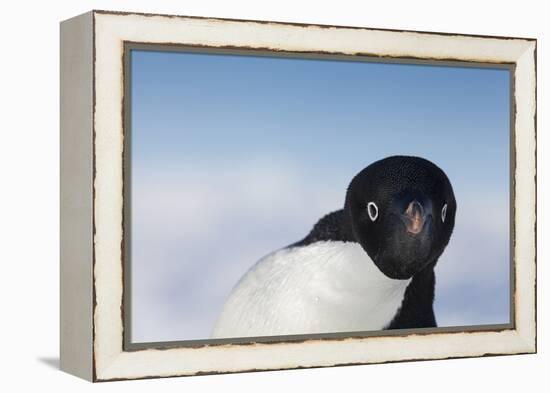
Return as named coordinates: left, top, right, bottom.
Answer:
left=211, top=155, right=457, bottom=338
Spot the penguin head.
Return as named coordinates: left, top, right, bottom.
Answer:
left=345, top=156, right=456, bottom=280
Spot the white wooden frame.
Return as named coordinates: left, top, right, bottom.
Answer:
left=60, top=10, right=537, bottom=382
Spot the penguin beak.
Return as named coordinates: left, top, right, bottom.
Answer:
left=402, top=200, right=425, bottom=235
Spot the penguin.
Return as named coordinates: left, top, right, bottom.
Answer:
left=211, top=155, right=456, bottom=339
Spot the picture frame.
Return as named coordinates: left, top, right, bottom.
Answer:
left=60, top=10, right=537, bottom=382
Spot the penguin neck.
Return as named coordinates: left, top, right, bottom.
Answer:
left=307, top=241, right=412, bottom=330
left=340, top=204, right=357, bottom=242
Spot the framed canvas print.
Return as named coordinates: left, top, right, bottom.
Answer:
left=60, top=10, right=537, bottom=382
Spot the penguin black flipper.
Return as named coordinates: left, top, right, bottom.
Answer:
left=288, top=209, right=355, bottom=248
left=387, top=264, right=437, bottom=329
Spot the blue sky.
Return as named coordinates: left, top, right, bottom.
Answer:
left=130, top=49, right=510, bottom=342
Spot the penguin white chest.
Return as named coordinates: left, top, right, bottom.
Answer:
left=211, top=241, right=411, bottom=338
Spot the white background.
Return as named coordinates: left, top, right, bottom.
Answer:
left=0, top=0, right=546, bottom=391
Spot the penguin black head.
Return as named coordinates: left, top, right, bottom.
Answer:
left=345, top=156, right=457, bottom=280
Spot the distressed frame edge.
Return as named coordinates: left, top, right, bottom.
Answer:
left=59, top=11, right=95, bottom=381
left=92, top=8, right=538, bottom=42
left=512, top=40, right=537, bottom=353
left=89, top=11, right=537, bottom=382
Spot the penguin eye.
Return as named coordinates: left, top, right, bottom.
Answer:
left=367, top=202, right=378, bottom=222
left=441, top=203, right=448, bottom=223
